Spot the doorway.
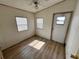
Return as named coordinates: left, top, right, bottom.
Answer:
left=51, top=12, right=73, bottom=44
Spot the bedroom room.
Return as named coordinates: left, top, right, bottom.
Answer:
left=0, top=0, right=79, bottom=59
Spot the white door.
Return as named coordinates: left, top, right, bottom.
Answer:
left=52, top=12, right=72, bottom=44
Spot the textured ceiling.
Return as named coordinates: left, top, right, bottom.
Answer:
left=0, top=0, right=64, bottom=13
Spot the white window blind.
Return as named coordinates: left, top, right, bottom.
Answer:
left=16, top=17, right=28, bottom=31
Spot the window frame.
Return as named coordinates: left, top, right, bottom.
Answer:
left=36, top=17, right=44, bottom=29
left=16, top=16, right=28, bottom=32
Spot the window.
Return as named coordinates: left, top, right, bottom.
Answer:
left=37, top=18, right=43, bottom=29
left=16, top=17, right=28, bottom=31
left=56, top=16, right=66, bottom=25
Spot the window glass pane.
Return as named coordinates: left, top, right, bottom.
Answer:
left=56, top=16, right=65, bottom=24
left=16, top=17, right=27, bottom=24
left=57, top=21, right=64, bottom=24
left=16, top=17, right=28, bottom=31
left=37, top=23, right=43, bottom=29
left=37, top=18, right=43, bottom=29
left=17, top=25, right=28, bottom=31
left=57, top=16, right=65, bottom=21
left=37, top=18, right=43, bottom=23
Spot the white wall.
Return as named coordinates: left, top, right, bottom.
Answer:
left=66, top=0, right=79, bottom=59
left=35, top=0, right=76, bottom=40
left=0, top=5, right=35, bottom=50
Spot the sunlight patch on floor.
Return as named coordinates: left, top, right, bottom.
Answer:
left=28, top=40, right=45, bottom=50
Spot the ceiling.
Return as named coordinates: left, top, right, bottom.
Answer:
left=0, top=0, right=64, bottom=13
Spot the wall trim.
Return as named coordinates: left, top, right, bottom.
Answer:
left=2, top=35, right=36, bottom=52
left=36, top=35, right=64, bottom=45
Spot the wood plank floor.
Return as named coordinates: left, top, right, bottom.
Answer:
left=3, top=36, right=65, bottom=59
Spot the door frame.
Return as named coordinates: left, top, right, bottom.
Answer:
left=50, top=11, right=73, bottom=44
